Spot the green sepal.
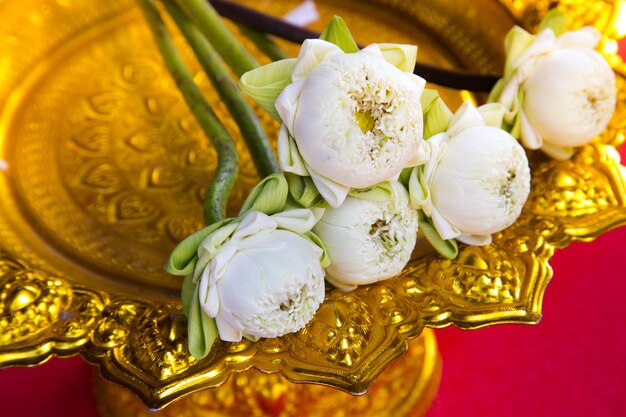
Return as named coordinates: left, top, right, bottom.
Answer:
left=285, top=173, right=328, bottom=208
left=421, top=89, right=452, bottom=139
left=181, top=274, right=195, bottom=317
left=424, top=98, right=453, bottom=139
left=349, top=181, right=393, bottom=202
left=538, top=9, right=567, bottom=37
left=418, top=210, right=458, bottom=260
left=239, top=172, right=289, bottom=216
left=377, top=43, right=418, bottom=72
left=187, top=283, right=219, bottom=359
left=165, top=218, right=232, bottom=276
left=399, top=167, right=413, bottom=188
left=503, top=26, right=535, bottom=79
left=319, top=16, right=359, bottom=53
left=508, top=90, right=525, bottom=138
left=487, top=78, right=505, bottom=103
left=302, top=231, right=332, bottom=268
left=510, top=117, right=522, bottom=139
left=238, top=58, right=297, bottom=119
left=420, top=89, right=439, bottom=111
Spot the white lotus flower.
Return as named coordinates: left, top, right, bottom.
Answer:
left=313, top=182, right=418, bottom=291
left=194, top=210, right=326, bottom=341
left=410, top=102, right=531, bottom=245
left=276, top=39, right=428, bottom=207
left=496, top=26, right=616, bottom=159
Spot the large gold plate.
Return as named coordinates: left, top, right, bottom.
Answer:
left=1, top=0, right=625, bottom=409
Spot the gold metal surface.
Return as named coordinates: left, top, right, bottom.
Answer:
left=0, top=0, right=625, bottom=411
left=94, top=330, right=441, bottom=417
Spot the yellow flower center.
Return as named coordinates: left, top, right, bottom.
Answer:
left=355, top=110, right=376, bottom=133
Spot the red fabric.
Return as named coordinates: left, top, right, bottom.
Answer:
left=0, top=356, right=98, bottom=417
left=1, top=42, right=626, bottom=417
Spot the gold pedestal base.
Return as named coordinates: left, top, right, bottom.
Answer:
left=94, top=329, right=441, bottom=417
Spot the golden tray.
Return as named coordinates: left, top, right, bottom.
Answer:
left=1, top=0, right=626, bottom=413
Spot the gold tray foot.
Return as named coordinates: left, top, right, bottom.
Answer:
left=94, top=329, right=441, bottom=417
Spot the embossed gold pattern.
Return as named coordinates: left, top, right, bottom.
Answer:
left=0, top=0, right=625, bottom=413
left=95, top=332, right=441, bottom=417
left=499, top=0, right=617, bottom=33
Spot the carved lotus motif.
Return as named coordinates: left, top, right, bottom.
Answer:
left=297, top=294, right=373, bottom=367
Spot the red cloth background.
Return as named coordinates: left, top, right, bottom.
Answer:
left=1, top=46, right=626, bottom=417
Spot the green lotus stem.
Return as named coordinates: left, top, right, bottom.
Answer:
left=138, top=0, right=239, bottom=225
left=164, top=1, right=277, bottom=177
left=237, top=25, right=291, bottom=61
left=176, top=0, right=259, bottom=76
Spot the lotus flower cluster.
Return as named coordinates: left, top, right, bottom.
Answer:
left=488, top=10, right=616, bottom=159
left=163, top=14, right=616, bottom=358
